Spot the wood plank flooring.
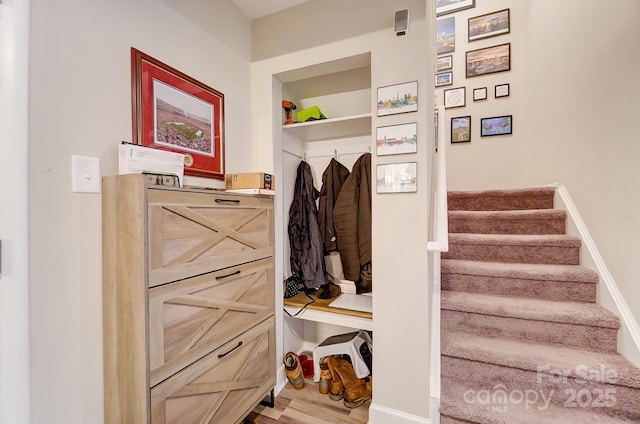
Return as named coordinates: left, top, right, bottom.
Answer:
left=246, top=379, right=370, bottom=424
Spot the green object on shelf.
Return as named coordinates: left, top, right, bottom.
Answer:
left=296, top=106, right=327, bottom=122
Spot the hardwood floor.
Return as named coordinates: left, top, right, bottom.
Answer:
left=246, top=379, right=370, bottom=424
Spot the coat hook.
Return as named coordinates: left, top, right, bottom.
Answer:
left=334, top=149, right=338, bottom=160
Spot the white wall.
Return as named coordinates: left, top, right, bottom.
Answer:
left=0, top=1, right=31, bottom=423
left=523, top=0, right=640, bottom=328
left=251, top=1, right=433, bottom=421
left=28, top=1, right=252, bottom=422
left=438, top=0, right=525, bottom=189
left=444, top=0, right=640, bottom=326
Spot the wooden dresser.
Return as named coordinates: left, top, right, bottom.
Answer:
left=102, top=174, right=275, bottom=424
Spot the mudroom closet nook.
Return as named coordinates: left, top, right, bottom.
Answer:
left=277, top=52, right=374, bottom=362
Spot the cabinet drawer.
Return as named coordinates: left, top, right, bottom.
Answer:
left=147, top=189, right=274, bottom=287
left=150, top=317, right=275, bottom=424
left=148, top=258, right=274, bottom=386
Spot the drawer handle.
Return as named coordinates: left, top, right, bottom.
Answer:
left=215, top=198, right=240, bottom=204
left=216, top=270, right=241, bottom=280
left=218, top=341, right=243, bottom=359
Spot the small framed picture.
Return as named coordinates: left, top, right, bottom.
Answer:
left=376, top=162, right=417, bottom=193
left=468, top=9, right=510, bottom=42
left=436, top=55, right=453, bottom=72
left=377, top=81, right=418, bottom=116
left=436, top=16, right=456, bottom=54
left=435, top=72, right=453, bottom=87
left=444, top=86, right=466, bottom=109
left=466, top=43, right=511, bottom=78
left=436, top=0, right=475, bottom=16
left=473, top=87, right=487, bottom=101
left=376, top=122, right=418, bottom=156
left=495, top=83, right=510, bottom=98
left=451, top=116, right=471, bottom=143
left=481, top=115, right=512, bottom=137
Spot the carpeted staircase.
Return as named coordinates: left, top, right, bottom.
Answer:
left=439, top=187, right=640, bottom=423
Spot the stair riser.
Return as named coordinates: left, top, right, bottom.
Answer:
left=448, top=193, right=554, bottom=212
left=442, top=357, right=640, bottom=420
left=442, top=273, right=597, bottom=303
left=439, top=416, right=471, bottom=424
left=443, top=244, right=580, bottom=265
left=449, top=218, right=565, bottom=235
left=442, top=311, right=618, bottom=353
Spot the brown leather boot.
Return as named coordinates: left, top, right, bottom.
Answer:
left=325, top=356, right=344, bottom=400
left=334, top=360, right=372, bottom=408
left=355, top=263, right=372, bottom=294
left=283, top=352, right=305, bottom=390
left=318, top=357, right=332, bottom=394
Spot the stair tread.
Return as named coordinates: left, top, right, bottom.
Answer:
left=442, top=259, right=599, bottom=283
left=442, top=331, right=640, bottom=389
left=448, top=187, right=556, bottom=211
left=448, top=187, right=556, bottom=198
left=448, top=233, right=582, bottom=246
left=440, top=386, right=638, bottom=424
left=441, top=290, right=619, bottom=328
left=449, top=209, right=567, bottom=220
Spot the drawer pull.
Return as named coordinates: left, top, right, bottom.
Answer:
left=218, top=341, right=243, bottom=358
left=215, top=198, right=240, bottom=204
left=216, top=270, right=241, bottom=280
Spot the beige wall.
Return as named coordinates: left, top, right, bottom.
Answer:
left=443, top=0, right=640, bottom=326
left=438, top=0, right=525, bottom=189
left=523, top=0, right=640, bottom=328
left=28, top=0, right=252, bottom=422
left=1, top=1, right=31, bottom=423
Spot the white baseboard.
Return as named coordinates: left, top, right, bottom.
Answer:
left=275, top=364, right=288, bottom=396
left=368, top=403, right=432, bottom=424
left=552, top=183, right=640, bottom=367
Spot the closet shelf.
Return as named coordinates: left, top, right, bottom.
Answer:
left=283, top=292, right=373, bottom=331
left=283, top=113, right=372, bottom=142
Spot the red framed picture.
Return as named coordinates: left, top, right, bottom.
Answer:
left=131, top=48, right=225, bottom=179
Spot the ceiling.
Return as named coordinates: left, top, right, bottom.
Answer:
left=232, top=0, right=309, bottom=20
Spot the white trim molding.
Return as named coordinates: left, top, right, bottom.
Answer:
left=368, top=403, right=433, bottom=424
left=551, top=183, right=640, bottom=366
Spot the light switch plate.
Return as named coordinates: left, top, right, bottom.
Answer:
left=71, top=155, right=101, bottom=193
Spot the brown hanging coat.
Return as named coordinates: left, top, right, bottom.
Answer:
left=318, top=158, right=350, bottom=254
left=333, top=153, right=372, bottom=289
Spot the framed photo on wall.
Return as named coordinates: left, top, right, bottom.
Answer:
left=131, top=48, right=225, bottom=179
left=436, top=0, right=475, bottom=16
left=465, top=43, right=511, bottom=78
left=481, top=115, right=513, bottom=137
left=376, top=162, right=417, bottom=193
left=495, top=83, right=510, bottom=98
left=377, top=81, right=418, bottom=116
left=473, top=87, right=487, bottom=101
left=436, top=16, right=455, bottom=54
left=436, top=55, right=453, bottom=72
left=468, top=9, right=510, bottom=41
left=435, top=72, right=453, bottom=87
left=451, top=116, right=471, bottom=143
left=376, top=122, right=418, bottom=156
left=444, top=86, right=466, bottom=109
